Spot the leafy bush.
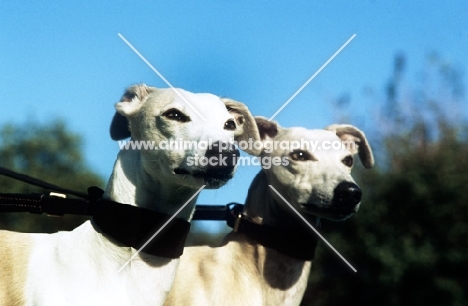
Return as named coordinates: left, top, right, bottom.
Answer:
left=302, top=55, right=467, bottom=305
left=0, top=120, right=104, bottom=232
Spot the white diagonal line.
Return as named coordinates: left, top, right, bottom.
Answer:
left=268, top=185, right=357, bottom=273
left=117, top=185, right=206, bottom=273
left=118, top=33, right=207, bottom=121
left=269, top=34, right=356, bottom=121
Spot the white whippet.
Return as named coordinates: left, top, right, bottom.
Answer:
left=0, top=84, right=260, bottom=306
left=165, top=117, right=374, bottom=306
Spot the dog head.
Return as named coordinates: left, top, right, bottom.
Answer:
left=110, top=84, right=260, bottom=189
left=255, top=117, right=374, bottom=221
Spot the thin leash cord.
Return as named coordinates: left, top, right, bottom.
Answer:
left=0, top=166, right=88, bottom=199
left=0, top=166, right=234, bottom=220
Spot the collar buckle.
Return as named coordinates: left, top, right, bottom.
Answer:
left=233, top=213, right=242, bottom=232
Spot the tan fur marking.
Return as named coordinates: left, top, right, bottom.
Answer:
left=0, top=231, right=31, bottom=306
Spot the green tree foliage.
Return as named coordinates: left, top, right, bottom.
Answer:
left=302, top=55, right=467, bottom=305
left=0, top=120, right=104, bottom=233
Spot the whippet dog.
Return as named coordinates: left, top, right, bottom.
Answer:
left=0, top=84, right=260, bottom=306
left=165, top=117, right=374, bottom=306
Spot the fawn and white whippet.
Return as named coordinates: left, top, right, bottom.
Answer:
left=0, top=84, right=260, bottom=306
left=165, top=117, right=374, bottom=306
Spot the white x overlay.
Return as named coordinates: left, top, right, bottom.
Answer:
left=117, top=32, right=358, bottom=273
left=269, top=34, right=356, bottom=121
left=117, top=185, right=206, bottom=273
left=118, top=33, right=207, bottom=121
left=268, top=185, right=357, bottom=272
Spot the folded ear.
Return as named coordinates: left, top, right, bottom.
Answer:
left=254, top=116, right=279, bottom=141
left=325, top=124, right=374, bottom=168
left=110, top=84, right=152, bottom=140
left=222, top=99, right=261, bottom=156
left=252, top=117, right=280, bottom=156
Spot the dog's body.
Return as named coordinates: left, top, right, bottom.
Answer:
left=165, top=118, right=374, bottom=306
left=0, top=85, right=260, bottom=306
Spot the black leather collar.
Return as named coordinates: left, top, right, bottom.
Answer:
left=88, top=187, right=191, bottom=259
left=226, top=204, right=319, bottom=261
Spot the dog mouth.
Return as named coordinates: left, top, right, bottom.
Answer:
left=173, top=167, right=234, bottom=189
left=174, top=168, right=191, bottom=175
left=300, top=182, right=362, bottom=221
left=301, top=203, right=358, bottom=221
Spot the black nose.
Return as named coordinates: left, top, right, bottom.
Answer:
left=204, top=141, right=239, bottom=175
left=332, top=182, right=362, bottom=209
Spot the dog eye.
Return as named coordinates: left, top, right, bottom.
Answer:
left=289, top=150, right=313, bottom=161
left=224, top=119, right=236, bottom=131
left=342, top=155, right=354, bottom=167
left=162, top=109, right=190, bottom=123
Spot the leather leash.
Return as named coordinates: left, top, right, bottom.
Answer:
left=0, top=167, right=319, bottom=260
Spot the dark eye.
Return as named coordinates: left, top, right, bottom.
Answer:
left=162, top=109, right=190, bottom=123
left=224, top=119, right=236, bottom=131
left=289, top=150, right=313, bottom=161
left=342, top=155, right=354, bottom=167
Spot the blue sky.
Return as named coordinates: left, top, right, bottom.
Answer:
left=1, top=1, right=467, bottom=222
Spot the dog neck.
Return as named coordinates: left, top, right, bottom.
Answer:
left=88, top=149, right=198, bottom=260
left=104, top=149, right=199, bottom=220
left=258, top=244, right=312, bottom=304
left=232, top=170, right=317, bottom=303
left=241, top=171, right=320, bottom=260
left=244, top=171, right=318, bottom=230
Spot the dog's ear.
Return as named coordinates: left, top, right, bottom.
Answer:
left=110, top=113, right=131, bottom=140
left=110, top=84, right=152, bottom=140
left=222, top=99, right=261, bottom=156
left=116, top=84, right=152, bottom=116
left=255, top=116, right=279, bottom=141
left=254, top=117, right=280, bottom=156
left=325, top=124, right=374, bottom=168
